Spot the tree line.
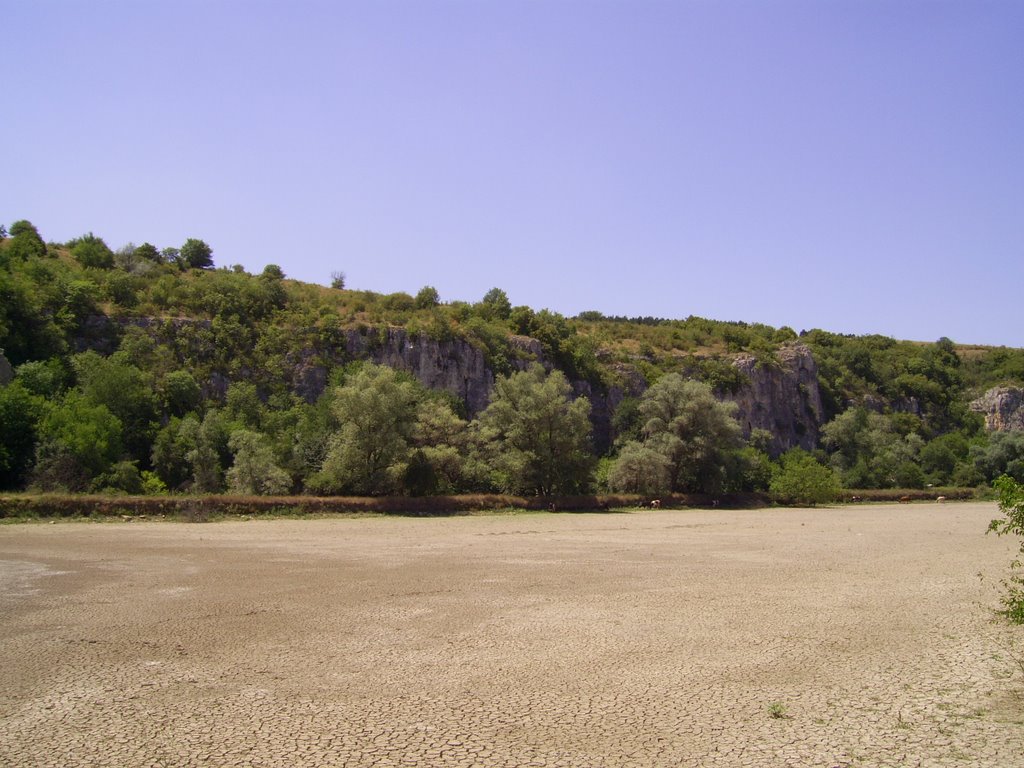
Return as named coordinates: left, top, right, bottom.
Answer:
left=2, top=219, right=1024, bottom=503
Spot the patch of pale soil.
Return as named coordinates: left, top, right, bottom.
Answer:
left=1, top=503, right=1022, bottom=767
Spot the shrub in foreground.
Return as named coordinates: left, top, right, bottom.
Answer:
left=989, top=475, right=1024, bottom=624
left=769, top=449, right=840, bottom=506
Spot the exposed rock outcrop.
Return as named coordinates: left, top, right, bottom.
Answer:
left=268, top=329, right=826, bottom=456
left=346, top=327, right=496, bottom=414
left=970, top=387, right=1024, bottom=431
left=71, top=316, right=825, bottom=455
left=721, top=344, right=824, bottom=455
left=859, top=394, right=922, bottom=416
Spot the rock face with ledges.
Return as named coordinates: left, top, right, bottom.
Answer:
left=721, top=344, right=825, bottom=455
left=346, top=327, right=497, bottom=415
left=970, top=386, right=1024, bottom=431
left=68, top=318, right=827, bottom=453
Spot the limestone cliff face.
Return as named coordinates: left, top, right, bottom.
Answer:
left=569, top=348, right=824, bottom=457
left=574, top=363, right=649, bottom=454
left=720, top=344, right=824, bottom=455
left=342, top=327, right=495, bottom=414
left=70, top=317, right=824, bottom=453
left=970, top=387, right=1024, bottom=431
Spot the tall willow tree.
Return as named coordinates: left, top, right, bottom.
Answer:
left=475, top=364, right=592, bottom=495
left=610, top=375, right=742, bottom=494
left=313, top=364, right=420, bottom=495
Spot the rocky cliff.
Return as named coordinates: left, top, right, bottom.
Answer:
left=970, top=387, right=1024, bottom=431
left=720, top=344, right=824, bottom=455
left=253, top=328, right=824, bottom=455
left=341, top=327, right=497, bottom=414
left=71, top=318, right=825, bottom=455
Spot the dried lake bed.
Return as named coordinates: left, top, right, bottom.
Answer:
left=1, top=503, right=1022, bottom=767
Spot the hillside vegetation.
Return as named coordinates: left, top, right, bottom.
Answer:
left=2, top=219, right=1022, bottom=503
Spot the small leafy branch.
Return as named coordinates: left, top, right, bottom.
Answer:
left=989, top=475, right=1024, bottom=624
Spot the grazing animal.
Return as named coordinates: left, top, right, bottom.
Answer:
left=850, top=495, right=862, bottom=502
left=936, top=496, right=947, bottom=503
left=650, top=499, right=661, bottom=509
left=898, top=495, right=912, bottom=504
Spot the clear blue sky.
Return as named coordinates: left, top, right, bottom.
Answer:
left=3, top=0, right=1022, bottom=346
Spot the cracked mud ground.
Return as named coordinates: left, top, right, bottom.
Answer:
left=1, top=503, right=1022, bottom=767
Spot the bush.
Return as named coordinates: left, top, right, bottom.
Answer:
left=989, top=475, right=1024, bottom=623
left=141, top=470, right=168, bottom=495
left=94, top=460, right=144, bottom=494
left=607, top=441, right=670, bottom=494
left=70, top=233, right=114, bottom=269
left=769, top=449, right=840, bottom=506
left=415, top=285, right=440, bottom=309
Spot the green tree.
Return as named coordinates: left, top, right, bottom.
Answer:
left=9, top=220, right=41, bottom=239
left=312, top=363, right=421, bottom=495
left=415, top=285, right=440, bottom=309
left=0, top=265, right=67, bottom=365
left=114, top=243, right=149, bottom=274
left=289, top=396, right=339, bottom=487
left=0, top=381, right=45, bottom=489
left=225, top=429, right=291, bottom=495
left=478, top=287, right=512, bottom=321
left=970, top=431, right=1024, bottom=483
left=919, top=432, right=972, bottom=485
left=406, top=396, right=469, bottom=494
left=611, top=396, right=642, bottom=447
left=69, top=233, right=115, bottom=269
left=151, top=416, right=197, bottom=491
left=58, top=279, right=101, bottom=331
left=261, top=264, right=285, bottom=280
left=893, top=460, right=926, bottom=489
left=94, top=460, right=144, bottom=494
left=821, top=408, right=924, bottom=488
left=72, top=351, right=158, bottom=464
left=180, top=238, right=214, bottom=269
left=730, top=445, right=774, bottom=492
left=635, top=374, right=743, bottom=493
left=475, top=364, right=592, bottom=495
left=989, top=475, right=1024, bottom=623
left=15, top=358, right=69, bottom=397
left=34, top=391, right=124, bottom=490
left=5, top=220, right=46, bottom=260
left=769, top=449, right=841, bottom=506
left=134, top=242, right=162, bottom=264
left=186, top=410, right=231, bottom=492
left=151, top=410, right=230, bottom=493
left=224, top=380, right=263, bottom=428
left=607, top=440, right=671, bottom=494
left=160, top=370, right=202, bottom=417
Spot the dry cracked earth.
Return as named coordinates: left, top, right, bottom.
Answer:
left=1, top=502, right=1022, bottom=768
